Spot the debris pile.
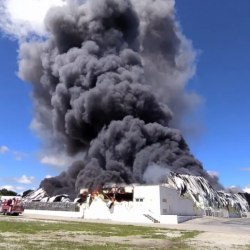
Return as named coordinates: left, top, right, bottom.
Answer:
left=22, top=188, right=77, bottom=211
left=22, top=188, right=70, bottom=203
left=167, top=173, right=250, bottom=217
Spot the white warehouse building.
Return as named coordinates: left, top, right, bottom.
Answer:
left=22, top=173, right=249, bottom=224
left=83, top=184, right=202, bottom=224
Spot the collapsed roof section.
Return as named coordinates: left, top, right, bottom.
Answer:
left=167, top=173, right=250, bottom=216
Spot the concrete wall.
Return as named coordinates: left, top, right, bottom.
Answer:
left=24, top=207, right=198, bottom=224
left=133, top=185, right=203, bottom=217
left=83, top=197, right=153, bottom=223
left=23, top=185, right=204, bottom=224
left=24, top=209, right=83, bottom=218
left=158, top=215, right=201, bottom=224
left=133, top=185, right=161, bottom=215
left=111, top=201, right=158, bottom=223
left=84, top=185, right=203, bottom=222
left=159, top=215, right=180, bottom=224
left=84, top=198, right=111, bottom=220
left=159, top=186, right=203, bottom=216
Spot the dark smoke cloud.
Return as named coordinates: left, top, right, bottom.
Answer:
left=131, top=0, right=200, bottom=131
left=18, top=0, right=219, bottom=197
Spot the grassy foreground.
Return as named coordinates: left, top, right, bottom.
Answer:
left=0, top=216, right=200, bottom=249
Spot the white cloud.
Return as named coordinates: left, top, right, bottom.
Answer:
left=41, top=155, right=71, bottom=168
left=0, top=185, right=14, bottom=190
left=0, top=146, right=27, bottom=161
left=40, top=152, right=83, bottom=168
left=45, top=175, right=52, bottom=179
left=0, top=145, right=9, bottom=154
left=14, top=175, right=35, bottom=184
left=15, top=186, right=26, bottom=191
left=0, top=185, right=26, bottom=192
left=0, top=0, right=66, bottom=39
left=12, top=151, right=27, bottom=161
left=243, top=185, right=250, bottom=194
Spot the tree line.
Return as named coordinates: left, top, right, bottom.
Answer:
left=0, top=188, right=33, bottom=197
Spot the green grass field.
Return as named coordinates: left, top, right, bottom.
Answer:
left=0, top=217, right=201, bottom=249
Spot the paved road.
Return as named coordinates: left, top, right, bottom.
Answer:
left=173, top=217, right=250, bottom=234
left=177, top=217, right=250, bottom=249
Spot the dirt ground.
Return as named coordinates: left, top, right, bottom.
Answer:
left=1, top=214, right=250, bottom=249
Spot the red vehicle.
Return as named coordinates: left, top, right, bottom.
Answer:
left=0, top=198, right=24, bottom=216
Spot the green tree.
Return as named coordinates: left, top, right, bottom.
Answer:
left=0, top=188, right=17, bottom=196
left=22, top=189, right=34, bottom=197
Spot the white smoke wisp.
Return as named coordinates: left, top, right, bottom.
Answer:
left=142, top=164, right=170, bottom=184
left=0, top=0, right=66, bottom=39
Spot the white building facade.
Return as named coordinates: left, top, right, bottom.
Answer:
left=83, top=185, right=203, bottom=224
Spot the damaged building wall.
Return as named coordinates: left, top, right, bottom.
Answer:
left=159, top=185, right=203, bottom=216
left=82, top=184, right=203, bottom=223
left=133, top=185, right=203, bottom=217
left=22, top=173, right=250, bottom=223
left=167, top=173, right=250, bottom=218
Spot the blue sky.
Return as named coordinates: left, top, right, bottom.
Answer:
left=0, top=36, right=52, bottom=192
left=0, top=36, right=59, bottom=191
left=0, top=0, right=250, bottom=193
left=175, top=0, right=250, bottom=191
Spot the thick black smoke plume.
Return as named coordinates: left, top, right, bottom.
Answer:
left=18, top=0, right=221, bottom=198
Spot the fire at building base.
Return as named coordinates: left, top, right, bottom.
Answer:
left=21, top=173, right=250, bottom=224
